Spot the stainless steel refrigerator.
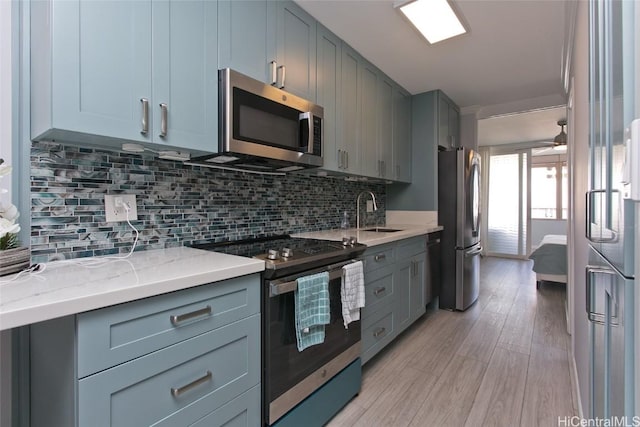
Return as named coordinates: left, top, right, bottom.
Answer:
left=438, top=148, right=481, bottom=311
left=584, top=0, right=637, bottom=418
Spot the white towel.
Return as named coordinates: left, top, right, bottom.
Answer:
left=341, top=261, right=365, bottom=328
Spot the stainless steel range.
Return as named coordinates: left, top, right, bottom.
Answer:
left=191, top=235, right=366, bottom=426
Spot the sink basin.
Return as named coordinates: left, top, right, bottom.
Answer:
left=361, top=227, right=402, bottom=233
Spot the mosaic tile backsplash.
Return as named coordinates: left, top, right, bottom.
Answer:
left=30, top=141, right=386, bottom=263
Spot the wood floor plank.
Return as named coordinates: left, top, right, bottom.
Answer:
left=408, top=356, right=487, bottom=427
left=520, top=343, right=576, bottom=426
left=456, top=310, right=506, bottom=363
left=532, top=286, right=570, bottom=351
left=328, top=257, right=576, bottom=427
left=464, top=347, right=529, bottom=427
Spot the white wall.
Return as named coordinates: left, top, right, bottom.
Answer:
left=569, top=0, right=590, bottom=416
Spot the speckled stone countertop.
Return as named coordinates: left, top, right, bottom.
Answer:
left=293, top=224, right=443, bottom=247
left=0, top=247, right=264, bottom=331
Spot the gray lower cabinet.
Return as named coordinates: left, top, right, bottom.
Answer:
left=361, top=236, right=427, bottom=364
left=30, top=274, right=261, bottom=427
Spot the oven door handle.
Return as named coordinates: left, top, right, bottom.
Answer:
left=269, top=260, right=354, bottom=297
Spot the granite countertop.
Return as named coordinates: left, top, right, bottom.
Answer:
left=293, top=223, right=443, bottom=247
left=0, top=247, right=265, bottom=331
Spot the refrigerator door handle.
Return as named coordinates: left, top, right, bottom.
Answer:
left=585, top=189, right=619, bottom=243
left=465, top=246, right=483, bottom=257
left=585, top=265, right=618, bottom=325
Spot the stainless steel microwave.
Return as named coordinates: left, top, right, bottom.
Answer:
left=191, top=68, right=323, bottom=173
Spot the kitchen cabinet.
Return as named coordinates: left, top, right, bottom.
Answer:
left=438, top=91, right=460, bottom=150
left=387, top=89, right=458, bottom=210
left=359, top=60, right=380, bottom=178
left=360, top=236, right=427, bottom=364
left=31, top=0, right=218, bottom=154
left=377, top=75, right=394, bottom=180
left=316, top=24, right=342, bottom=172
left=30, top=274, right=261, bottom=427
left=338, top=43, right=362, bottom=174
left=218, top=0, right=316, bottom=101
left=393, top=85, right=412, bottom=183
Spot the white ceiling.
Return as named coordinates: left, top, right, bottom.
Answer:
left=296, top=0, right=570, bottom=109
left=477, top=105, right=567, bottom=146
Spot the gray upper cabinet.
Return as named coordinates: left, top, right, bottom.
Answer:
left=218, top=1, right=316, bottom=101
left=393, top=85, right=412, bottom=183
left=339, top=43, right=361, bottom=174
left=275, top=2, right=317, bottom=101
left=31, top=0, right=218, bottom=154
left=437, top=91, right=460, bottom=150
left=316, top=25, right=342, bottom=172
left=359, top=60, right=379, bottom=178
left=377, top=75, right=394, bottom=180
left=218, top=0, right=274, bottom=84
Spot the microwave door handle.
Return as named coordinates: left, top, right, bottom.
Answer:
left=299, top=112, right=315, bottom=153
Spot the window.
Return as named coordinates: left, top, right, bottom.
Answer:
left=531, top=161, right=567, bottom=219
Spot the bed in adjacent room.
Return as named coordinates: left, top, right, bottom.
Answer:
left=528, top=234, right=568, bottom=288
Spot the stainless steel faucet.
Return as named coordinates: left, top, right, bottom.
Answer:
left=356, top=191, right=378, bottom=230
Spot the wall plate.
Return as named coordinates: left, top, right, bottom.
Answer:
left=105, top=194, right=138, bottom=222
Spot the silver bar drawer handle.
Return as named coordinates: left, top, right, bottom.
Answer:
left=171, top=370, right=212, bottom=398
left=374, top=254, right=386, bottom=262
left=140, top=98, right=149, bottom=135
left=270, top=61, right=277, bottom=86
left=373, top=327, right=386, bottom=338
left=159, top=103, right=168, bottom=137
left=170, top=305, right=212, bottom=326
left=373, top=287, right=386, bottom=296
left=278, top=65, right=286, bottom=89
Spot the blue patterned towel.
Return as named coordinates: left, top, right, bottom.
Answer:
left=295, top=271, right=330, bottom=352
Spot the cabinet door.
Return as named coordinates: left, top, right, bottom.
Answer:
left=410, top=255, right=427, bottom=322
left=359, top=60, right=379, bottom=178
left=395, top=259, right=412, bottom=332
left=316, top=25, right=342, bottom=172
left=218, top=0, right=274, bottom=83
left=449, top=103, right=460, bottom=149
left=34, top=0, right=152, bottom=142
left=152, top=0, right=217, bottom=152
left=378, top=76, right=394, bottom=179
left=438, top=93, right=451, bottom=149
left=340, top=44, right=360, bottom=174
left=275, top=1, right=316, bottom=100
left=393, top=86, right=412, bottom=183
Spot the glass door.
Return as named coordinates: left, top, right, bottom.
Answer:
left=486, top=150, right=528, bottom=257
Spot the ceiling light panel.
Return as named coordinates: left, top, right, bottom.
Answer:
left=398, top=0, right=467, bottom=44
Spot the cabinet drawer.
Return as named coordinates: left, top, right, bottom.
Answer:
left=396, top=237, right=427, bottom=259
left=361, top=269, right=394, bottom=320
left=78, top=314, right=260, bottom=427
left=190, top=384, right=260, bottom=427
left=361, top=310, right=395, bottom=364
left=77, top=274, right=260, bottom=377
left=363, top=245, right=395, bottom=273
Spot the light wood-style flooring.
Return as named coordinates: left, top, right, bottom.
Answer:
left=328, top=256, right=577, bottom=426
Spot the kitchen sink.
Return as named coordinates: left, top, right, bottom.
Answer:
left=361, top=227, right=403, bottom=233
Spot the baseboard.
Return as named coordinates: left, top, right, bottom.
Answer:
left=569, top=350, right=584, bottom=418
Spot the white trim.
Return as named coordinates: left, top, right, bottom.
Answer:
left=570, top=351, right=585, bottom=418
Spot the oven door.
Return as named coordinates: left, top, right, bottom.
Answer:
left=264, top=261, right=361, bottom=425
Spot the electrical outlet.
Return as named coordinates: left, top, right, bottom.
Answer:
left=366, top=200, right=373, bottom=213
left=105, top=194, right=138, bottom=222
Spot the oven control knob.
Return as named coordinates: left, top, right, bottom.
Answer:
left=349, top=236, right=357, bottom=246
left=267, top=249, right=279, bottom=260
left=342, top=237, right=350, bottom=247
left=282, top=247, right=293, bottom=258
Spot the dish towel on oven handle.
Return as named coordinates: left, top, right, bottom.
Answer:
left=294, top=271, right=330, bottom=352
left=341, top=261, right=365, bottom=328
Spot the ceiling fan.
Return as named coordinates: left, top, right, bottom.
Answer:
left=553, top=119, right=567, bottom=147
